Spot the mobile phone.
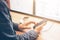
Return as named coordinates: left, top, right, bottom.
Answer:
left=33, top=20, right=47, bottom=29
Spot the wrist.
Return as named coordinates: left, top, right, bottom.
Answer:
left=18, top=24, right=31, bottom=29
left=34, top=29, right=40, bottom=34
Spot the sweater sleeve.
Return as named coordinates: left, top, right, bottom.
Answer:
left=13, top=23, right=19, bottom=31
left=17, top=30, right=38, bottom=40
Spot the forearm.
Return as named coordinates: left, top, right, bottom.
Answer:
left=18, top=24, right=31, bottom=29
left=17, top=30, right=38, bottom=40
left=13, top=23, right=25, bottom=32
left=18, top=21, right=37, bottom=29
left=13, top=22, right=29, bottom=30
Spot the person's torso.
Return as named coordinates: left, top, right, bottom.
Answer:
left=0, top=0, right=17, bottom=40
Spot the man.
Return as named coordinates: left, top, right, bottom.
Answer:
left=0, top=0, right=47, bottom=40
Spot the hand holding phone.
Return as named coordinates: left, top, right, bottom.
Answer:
left=33, top=19, right=47, bottom=29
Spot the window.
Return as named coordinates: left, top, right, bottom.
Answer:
left=35, top=0, right=60, bottom=21
left=10, top=0, right=33, bottom=14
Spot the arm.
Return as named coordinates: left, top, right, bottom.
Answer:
left=13, top=23, right=39, bottom=40
left=13, top=23, right=31, bottom=32
left=17, top=30, right=38, bottom=40
left=13, top=21, right=36, bottom=31
left=16, top=20, right=47, bottom=40
left=18, top=21, right=37, bottom=29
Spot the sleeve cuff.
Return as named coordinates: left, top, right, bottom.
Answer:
left=13, top=23, right=19, bottom=31
left=27, top=30, right=38, bottom=39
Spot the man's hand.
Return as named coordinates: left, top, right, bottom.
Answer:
left=34, top=20, right=47, bottom=34
left=18, top=21, right=37, bottom=29
left=18, top=24, right=31, bottom=29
